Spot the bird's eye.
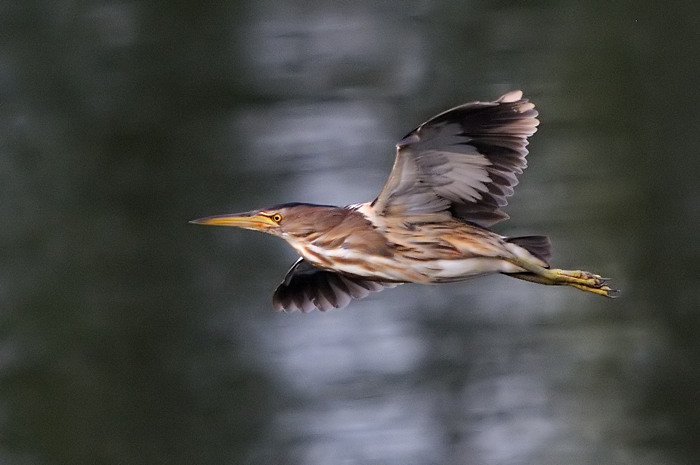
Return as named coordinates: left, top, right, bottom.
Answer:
left=271, top=213, right=282, bottom=223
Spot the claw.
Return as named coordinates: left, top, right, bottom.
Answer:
left=604, top=287, right=621, bottom=298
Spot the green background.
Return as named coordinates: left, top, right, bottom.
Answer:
left=2, top=1, right=698, bottom=464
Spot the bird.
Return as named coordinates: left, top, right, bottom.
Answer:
left=191, top=90, right=618, bottom=312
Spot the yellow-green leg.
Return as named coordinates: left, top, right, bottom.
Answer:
left=506, top=257, right=619, bottom=298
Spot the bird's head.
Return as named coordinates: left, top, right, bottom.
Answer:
left=190, top=202, right=348, bottom=240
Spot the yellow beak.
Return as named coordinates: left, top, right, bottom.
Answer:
left=189, top=213, right=277, bottom=231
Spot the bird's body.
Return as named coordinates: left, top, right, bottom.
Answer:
left=193, top=91, right=618, bottom=312
left=285, top=203, right=544, bottom=284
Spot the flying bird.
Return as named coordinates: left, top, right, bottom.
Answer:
left=192, top=91, right=618, bottom=312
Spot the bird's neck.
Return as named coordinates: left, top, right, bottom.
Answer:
left=284, top=203, right=394, bottom=269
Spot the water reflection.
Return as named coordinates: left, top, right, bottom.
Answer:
left=231, top=100, right=393, bottom=205
left=236, top=0, right=426, bottom=97
left=1, top=1, right=699, bottom=464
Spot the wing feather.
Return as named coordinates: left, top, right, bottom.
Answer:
left=372, top=90, right=539, bottom=226
left=272, top=258, right=398, bottom=312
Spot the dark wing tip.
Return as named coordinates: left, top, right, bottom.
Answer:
left=272, top=259, right=397, bottom=313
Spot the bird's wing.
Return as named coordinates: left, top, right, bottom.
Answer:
left=272, top=258, right=398, bottom=312
left=372, top=90, right=539, bottom=227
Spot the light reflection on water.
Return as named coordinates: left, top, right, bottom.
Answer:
left=1, top=1, right=699, bottom=464
left=243, top=304, right=437, bottom=465
left=231, top=100, right=393, bottom=205
left=239, top=289, right=661, bottom=465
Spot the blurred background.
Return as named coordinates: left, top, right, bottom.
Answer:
left=2, top=1, right=699, bottom=464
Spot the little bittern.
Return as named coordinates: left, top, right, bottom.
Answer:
left=192, top=91, right=618, bottom=312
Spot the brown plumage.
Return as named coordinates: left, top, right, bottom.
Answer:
left=192, top=91, right=618, bottom=312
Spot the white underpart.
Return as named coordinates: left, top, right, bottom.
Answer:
left=288, top=240, right=527, bottom=284
left=414, top=258, right=524, bottom=280
left=296, top=242, right=409, bottom=281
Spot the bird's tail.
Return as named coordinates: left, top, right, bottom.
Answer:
left=506, top=235, right=552, bottom=266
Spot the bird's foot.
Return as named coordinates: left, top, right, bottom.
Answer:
left=547, top=269, right=619, bottom=298
left=506, top=257, right=620, bottom=298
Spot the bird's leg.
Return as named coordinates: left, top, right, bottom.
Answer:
left=505, top=257, right=619, bottom=298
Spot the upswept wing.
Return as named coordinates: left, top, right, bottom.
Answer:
left=372, top=90, right=539, bottom=226
left=273, top=258, right=398, bottom=312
